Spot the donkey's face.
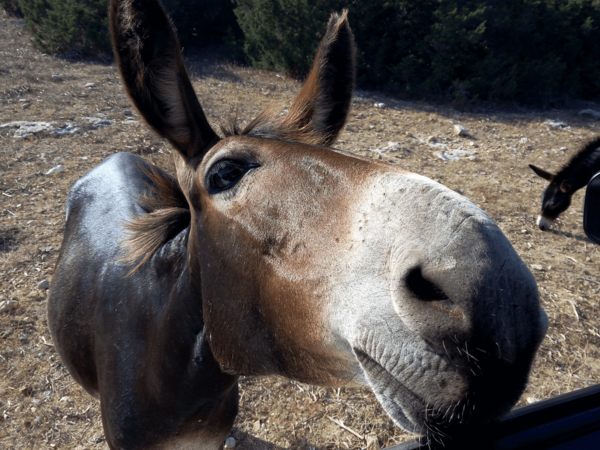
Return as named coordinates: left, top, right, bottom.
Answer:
left=529, top=164, right=574, bottom=230
left=111, top=0, right=547, bottom=438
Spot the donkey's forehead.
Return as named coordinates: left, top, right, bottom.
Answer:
left=201, top=135, right=410, bottom=177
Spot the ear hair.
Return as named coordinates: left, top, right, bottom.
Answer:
left=529, top=164, right=555, bottom=181
left=109, top=0, right=218, bottom=161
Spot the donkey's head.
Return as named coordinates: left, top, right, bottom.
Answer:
left=111, top=0, right=547, bottom=439
left=529, top=164, right=575, bottom=230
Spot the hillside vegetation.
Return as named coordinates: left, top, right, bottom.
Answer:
left=3, top=0, right=600, bottom=104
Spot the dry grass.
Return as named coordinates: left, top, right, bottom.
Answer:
left=2, top=8, right=600, bottom=450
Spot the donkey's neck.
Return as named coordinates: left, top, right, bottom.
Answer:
left=561, top=138, right=600, bottom=190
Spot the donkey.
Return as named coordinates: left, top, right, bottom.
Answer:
left=530, top=136, right=600, bottom=230
left=48, top=0, right=548, bottom=448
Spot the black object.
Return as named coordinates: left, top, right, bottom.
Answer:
left=387, top=384, right=600, bottom=450
left=584, top=171, right=600, bottom=245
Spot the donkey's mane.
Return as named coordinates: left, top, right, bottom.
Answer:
left=220, top=106, right=325, bottom=146
left=554, top=136, right=600, bottom=182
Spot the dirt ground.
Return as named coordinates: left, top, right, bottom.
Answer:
left=2, top=9, right=600, bottom=450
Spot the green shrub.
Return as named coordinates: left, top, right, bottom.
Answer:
left=18, top=0, right=110, bottom=54
left=234, top=0, right=332, bottom=74
left=16, top=0, right=239, bottom=55
left=162, top=0, right=241, bottom=47
left=1, top=0, right=23, bottom=17
left=234, top=0, right=600, bottom=104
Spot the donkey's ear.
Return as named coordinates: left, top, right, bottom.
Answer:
left=529, top=164, right=555, bottom=181
left=109, top=0, right=218, bottom=162
left=559, top=180, right=573, bottom=193
left=282, top=10, right=355, bottom=147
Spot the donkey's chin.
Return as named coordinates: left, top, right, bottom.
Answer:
left=352, top=348, right=467, bottom=435
left=353, top=347, right=520, bottom=439
left=536, top=215, right=554, bottom=231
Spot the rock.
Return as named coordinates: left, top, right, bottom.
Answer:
left=253, top=420, right=261, bottom=434
left=405, top=132, right=413, bottom=137
left=433, top=149, right=476, bottom=161
left=545, top=119, right=567, bottom=129
left=51, top=74, right=63, bottom=81
left=374, top=102, right=386, bottom=109
left=426, top=136, right=436, bottom=143
left=369, top=125, right=375, bottom=130
left=366, top=434, right=381, bottom=450
left=345, top=125, right=356, bottom=132
left=0, top=121, right=81, bottom=138
left=579, top=109, right=600, bottom=119
left=224, top=437, right=236, bottom=449
left=0, top=300, right=17, bottom=314
left=45, top=165, right=64, bottom=176
left=370, top=142, right=404, bottom=154
left=527, top=397, right=540, bottom=404
left=453, top=124, right=468, bottom=136
left=531, top=264, right=543, bottom=271
left=38, top=280, right=50, bottom=290
left=21, top=103, right=30, bottom=109
left=82, top=116, right=113, bottom=130
left=123, top=110, right=133, bottom=116
left=84, top=82, right=97, bottom=88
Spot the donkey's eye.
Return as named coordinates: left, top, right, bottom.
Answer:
left=208, top=161, right=256, bottom=192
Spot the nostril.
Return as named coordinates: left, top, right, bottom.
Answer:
left=405, top=267, right=449, bottom=302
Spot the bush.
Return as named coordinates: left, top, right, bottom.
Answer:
left=1, top=0, right=23, bottom=17
left=18, top=0, right=110, bottom=54
left=234, top=0, right=600, bottom=104
left=162, top=0, right=241, bottom=47
left=234, top=0, right=331, bottom=74
left=16, top=0, right=239, bottom=55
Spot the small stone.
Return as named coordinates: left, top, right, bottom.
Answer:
left=545, top=119, right=567, bottom=129
left=21, top=103, right=30, bottom=109
left=253, top=420, right=261, bottom=434
left=470, top=142, right=478, bottom=147
left=531, top=264, right=543, bottom=271
left=345, top=125, right=356, bottom=132
left=427, top=136, right=436, bottom=143
left=405, top=131, right=413, bottom=137
left=374, top=102, right=386, bottom=109
left=51, top=74, right=63, bottom=81
left=84, top=82, right=97, bottom=88
left=369, top=125, right=375, bottom=130
left=0, top=300, right=17, bottom=313
left=527, top=397, right=540, bottom=404
left=33, top=417, right=41, bottom=426
left=224, top=437, right=236, bottom=449
left=453, top=124, right=468, bottom=136
left=521, top=229, right=528, bottom=233
left=38, top=280, right=50, bottom=290
left=18, top=333, right=28, bottom=341
left=45, top=165, right=64, bottom=176
left=366, top=434, right=381, bottom=450
left=123, top=110, right=133, bottom=116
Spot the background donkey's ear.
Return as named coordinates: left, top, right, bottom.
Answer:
left=282, top=10, right=355, bottom=147
left=529, top=164, right=555, bottom=181
left=109, top=0, right=218, bottom=162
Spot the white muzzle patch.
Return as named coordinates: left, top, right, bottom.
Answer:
left=536, top=215, right=554, bottom=231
